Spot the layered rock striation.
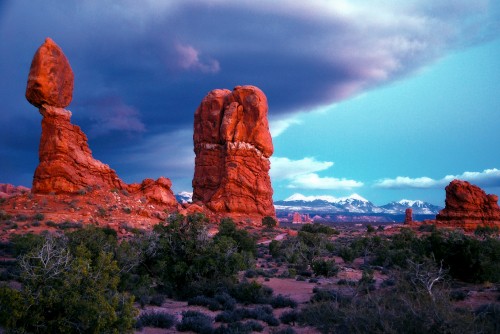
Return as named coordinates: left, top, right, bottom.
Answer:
left=436, top=180, right=500, bottom=230
left=26, top=38, right=177, bottom=206
left=192, top=86, right=275, bottom=221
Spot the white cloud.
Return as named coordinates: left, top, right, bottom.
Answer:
left=270, top=157, right=333, bottom=180
left=269, top=116, right=302, bottom=137
left=288, top=173, right=364, bottom=190
left=375, top=168, right=500, bottom=189
left=270, top=156, right=363, bottom=190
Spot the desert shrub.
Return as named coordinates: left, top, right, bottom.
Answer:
left=30, top=221, right=41, bottom=227
left=189, top=295, right=222, bottom=311
left=229, top=281, right=273, bottom=304
left=150, top=293, right=166, bottom=306
left=450, top=289, right=468, bottom=301
left=0, top=234, right=137, bottom=333
left=366, top=224, right=376, bottom=233
left=151, top=214, right=254, bottom=298
left=135, top=310, right=176, bottom=329
left=270, top=294, right=298, bottom=309
left=337, top=245, right=356, bottom=262
left=309, top=278, right=319, bottom=283
left=58, top=221, right=83, bottom=230
left=474, top=304, right=500, bottom=332
left=418, top=224, right=436, bottom=232
left=3, top=221, right=18, bottom=230
left=15, top=214, right=29, bottom=221
left=122, top=207, right=132, bottom=214
left=474, top=225, right=500, bottom=239
left=33, top=213, right=45, bottom=221
left=273, top=328, right=296, bottom=334
left=10, top=233, right=44, bottom=256
left=45, top=220, right=58, bottom=227
left=299, top=264, right=481, bottom=334
left=296, top=275, right=306, bottom=281
left=244, top=269, right=258, bottom=278
left=214, top=320, right=264, bottom=334
left=312, top=259, right=339, bottom=277
left=300, top=223, right=338, bottom=235
left=177, top=310, right=213, bottom=333
left=262, top=216, right=277, bottom=229
left=216, top=306, right=279, bottom=326
left=280, top=310, right=299, bottom=325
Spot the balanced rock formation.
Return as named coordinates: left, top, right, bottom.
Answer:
left=436, top=180, right=500, bottom=230
left=192, top=86, right=275, bottom=222
left=26, top=38, right=177, bottom=206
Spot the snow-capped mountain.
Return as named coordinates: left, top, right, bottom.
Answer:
left=380, top=199, right=442, bottom=215
left=275, top=193, right=442, bottom=215
left=176, top=191, right=193, bottom=204
left=275, top=193, right=384, bottom=214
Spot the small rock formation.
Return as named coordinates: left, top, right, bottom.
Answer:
left=192, top=86, right=275, bottom=222
left=0, top=184, right=30, bottom=198
left=405, top=208, right=413, bottom=224
left=436, top=180, right=500, bottom=230
left=26, top=38, right=177, bottom=206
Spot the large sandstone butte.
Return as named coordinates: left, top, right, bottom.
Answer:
left=192, top=86, right=275, bottom=222
left=25, top=38, right=177, bottom=206
left=436, top=179, right=500, bottom=231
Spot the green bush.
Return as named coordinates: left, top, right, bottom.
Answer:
left=300, top=223, right=338, bottom=235
left=262, top=216, right=277, bottom=229
left=312, top=259, right=339, bottom=277
left=229, top=281, right=273, bottom=304
left=0, top=233, right=137, bottom=333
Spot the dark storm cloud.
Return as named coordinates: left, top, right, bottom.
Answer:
left=1, top=0, right=499, bottom=189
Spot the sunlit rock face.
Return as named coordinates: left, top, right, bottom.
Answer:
left=192, top=85, right=275, bottom=222
left=26, top=38, right=74, bottom=108
left=436, top=179, right=500, bottom=231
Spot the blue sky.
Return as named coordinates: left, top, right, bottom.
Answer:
left=0, top=0, right=499, bottom=206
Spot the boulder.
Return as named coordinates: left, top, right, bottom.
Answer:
left=26, top=38, right=74, bottom=108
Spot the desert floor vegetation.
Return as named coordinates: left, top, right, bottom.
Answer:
left=0, top=216, right=499, bottom=333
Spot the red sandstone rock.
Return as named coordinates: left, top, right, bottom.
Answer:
left=26, top=38, right=74, bottom=108
left=405, top=208, right=413, bottom=224
left=0, top=184, right=30, bottom=198
left=26, top=38, right=178, bottom=207
left=436, top=180, right=500, bottom=230
left=192, top=86, right=275, bottom=221
left=32, top=105, right=127, bottom=194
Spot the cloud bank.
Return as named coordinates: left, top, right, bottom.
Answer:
left=375, top=168, right=500, bottom=189
left=0, top=0, right=499, bottom=187
left=270, top=157, right=363, bottom=190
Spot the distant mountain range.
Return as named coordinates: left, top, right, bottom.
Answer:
left=274, top=193, right=442, bottom=215
left=176, top=192, right=442, bottom=223
left=274, top=193, right=442, bottom=223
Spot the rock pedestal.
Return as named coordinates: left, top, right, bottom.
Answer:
left=192, top=86, right=275, bottom=221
